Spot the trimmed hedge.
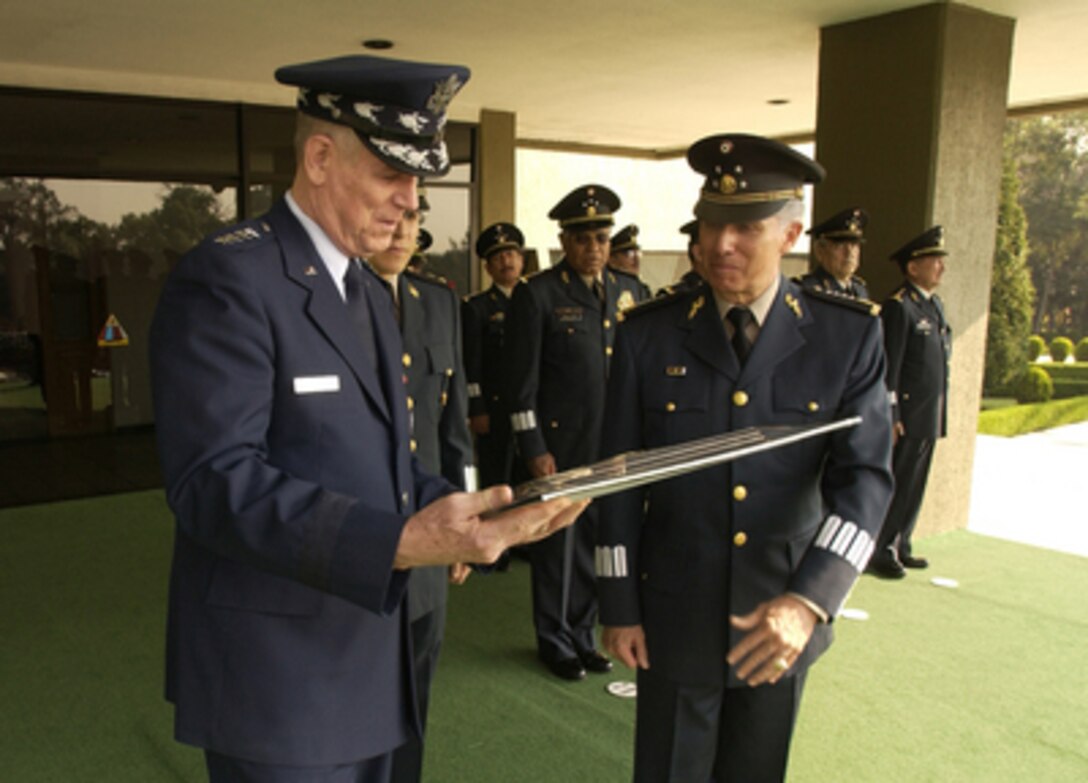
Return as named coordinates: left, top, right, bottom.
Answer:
left=1075, top=337, right=1088, bottom=362
left=1037, top=362, right=1088, bottom=400
left=978, top=395, right=1088, bottom=436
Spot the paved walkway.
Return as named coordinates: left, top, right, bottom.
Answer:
left=967, top=421, right=1088, bottom=558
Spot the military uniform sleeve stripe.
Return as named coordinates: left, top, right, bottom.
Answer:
left=510, top=410, right=537, bottom=432
left=814, top=513, right=873, bottom=572
left=595, top=545, right=628, bottom=578
left=467, top=383, right=482, bottom=398
left=814, top=513, right=843, bottom=549
left=846, top=534, right=875, bottom=571
left=830, top=520, right=859, bottom=555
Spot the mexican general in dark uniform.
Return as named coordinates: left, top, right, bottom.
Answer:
left=797, top=206, right=871, bottom=299
left=365, top=205, right=474, bottom=783
left=597, top=135, right=894, bottom=782
left=868, top=226, right=951, bottom=579
left=505, top=185, right=649, bottom=680
left=462, top=222, right=526, bottom=489
left=148, top=55, right=584, bottom=783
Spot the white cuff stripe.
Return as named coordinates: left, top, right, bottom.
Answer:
left=595, top=545, right=628, bottom=578
left=814, top=513, right=872, bottom=573
left=510, top=410, right=537, bottom=432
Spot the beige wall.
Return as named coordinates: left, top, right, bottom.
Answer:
left=816, top=2, right=1014, bottom=538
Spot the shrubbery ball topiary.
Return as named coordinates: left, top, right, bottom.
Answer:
left=1075, top=337, right=1088, bottom=363
left=1027, top=335, right=1046, bottom=361
left=1049, top=336, right=1074, bottom=363
left=1014, top=366, right=1053, bottom=403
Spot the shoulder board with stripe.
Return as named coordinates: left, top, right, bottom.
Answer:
left=801, top=287, right=881, bottom=316
left=403, top=268, right=452, bottom=291
left=210, top=220, right=273, bottom=249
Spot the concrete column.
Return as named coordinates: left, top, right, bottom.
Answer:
left=474, top=109, right=517, bottom=290
left=815, top=3, right=1014, bottom=538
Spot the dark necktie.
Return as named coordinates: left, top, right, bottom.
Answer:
left=380, top=278, right=401, bottom=326
left=343, top=259, right=378, bottom=369
left=593, top=278, right=605, bottom=306
left=726, top=306, right=755, bottom=366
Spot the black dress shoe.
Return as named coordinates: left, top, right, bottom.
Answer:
left=579, top=649, right=613, bottom=674
left=866, top=555, right=906, bottom=580
left=900, top=554, right=929, bottom=569
left=547, top=657, right=586, bottom=681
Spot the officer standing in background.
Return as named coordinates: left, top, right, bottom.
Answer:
left=868, top=226, right=951, bottom=579
left=365, top=202, right=474, bottom=783
left=608, top=224, right=653, bottom=300
left=506, top=184, right=648, bottom=680
left=406, top=226, right=431, bottom=274
left=597, top=134, right=894, bottom=781
left=657, top=219, right=704, bottom=297
left=462, top=222, right=525, bottom=490
left=798, top=207, right=871, bottom=298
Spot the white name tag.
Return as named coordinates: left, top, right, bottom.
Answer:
left=293, top=375, right=341, bottom=395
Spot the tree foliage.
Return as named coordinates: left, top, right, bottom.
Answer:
left=984, top=155, right=1035, bottom=395
left=1005, top=112, right=1088, bottom=337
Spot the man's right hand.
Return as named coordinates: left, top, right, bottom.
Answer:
left=469, top=414, right=490, bottom=435
left=602, top=625, right=650, bottom=670
left=527, top=452, right=557, bottom=478
left=394, top=486, right=587, bottom=570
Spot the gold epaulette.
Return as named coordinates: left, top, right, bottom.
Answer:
left=801, top=287, right=881, bottom=316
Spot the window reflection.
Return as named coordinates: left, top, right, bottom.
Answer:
left=0, top=177, right=235, bottom=440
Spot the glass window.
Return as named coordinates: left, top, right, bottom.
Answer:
left=0, top=87, right=476, bottom=451
left=0, top=177, right=235, bottom=440
left=418, top=184, right=473, bottom=295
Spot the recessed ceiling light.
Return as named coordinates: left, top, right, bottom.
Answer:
left=362, top=39, right=394, bottom=50
left=767, top=98, right=790, bottom=106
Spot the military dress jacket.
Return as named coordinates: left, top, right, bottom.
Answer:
left=596, top=277, right=894, bottom=687
left=881, top=280, right=951, bottom=439
left=505, top=259, right=647, bottom=469
left=797, top=267, right=870, bottom=299
left=149, top=198, right=453, bottom=766
left=461, top=284, right=513, bottom=421
left=394, top=268, right=474, bottom=621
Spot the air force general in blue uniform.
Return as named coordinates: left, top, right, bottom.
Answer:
left=149, top=56, right=583, bottom=783
left=597, top=135, right=894, bottom=782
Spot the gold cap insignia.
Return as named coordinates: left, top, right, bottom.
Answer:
left=719, top=175, right=738, bottom=195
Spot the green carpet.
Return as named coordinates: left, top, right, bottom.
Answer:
left=2, top=492, right=1086, bottom=781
